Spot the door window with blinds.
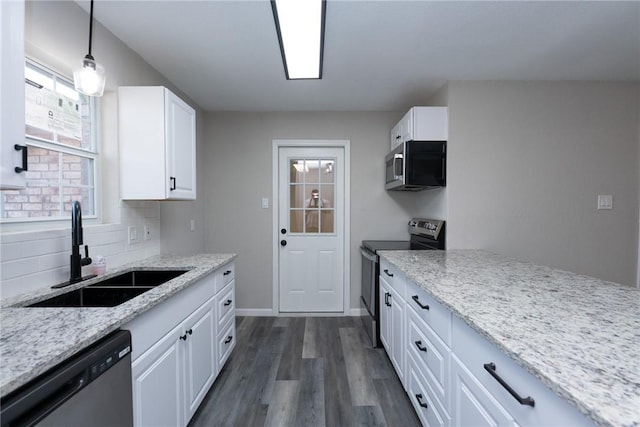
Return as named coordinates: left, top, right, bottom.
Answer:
left=0, top=60, right=97, bottom=222
left=288, top=158, right=335, bottom=234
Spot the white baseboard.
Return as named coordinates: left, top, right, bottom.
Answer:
left=349, top=308, right=366, bottom=316
left=236, top=308, right=366, bottom=317
left=235, top=308, right=274, bottom=316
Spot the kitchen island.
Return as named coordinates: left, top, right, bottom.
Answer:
left=0, top=253, right=236, bottom=398
left=378, top=249, right=639, bottom=427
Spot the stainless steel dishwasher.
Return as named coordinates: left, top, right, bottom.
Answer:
left=1, top=330, right=133, bottom=427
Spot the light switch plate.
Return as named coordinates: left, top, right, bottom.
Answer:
left=597, top=195, right=613, bottom=210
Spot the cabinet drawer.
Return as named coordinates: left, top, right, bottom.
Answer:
left=406, top=278, right=451, bottom=346
left=451, top=354, right=515, bottom=426
left=215, top=262, right=235, bottom=293
left=451, top=316, right=594, bottom=426
left=408, top=306, right=451, bottom=413
left=217, top=318, right=236, bottom=369
left=380, top=258, right=406, bottom=298
left=407, top=353, right=449, bottom=427
left=217, top=281, right=235, bottom=329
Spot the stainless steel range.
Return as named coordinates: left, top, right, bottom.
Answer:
left=360, top=218, right=445, bottom=347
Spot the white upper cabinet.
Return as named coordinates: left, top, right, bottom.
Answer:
left=0, top=0, right=26, bottom=190
left=390, top=106, right=448, bottom=150
left=119, top=86, right=196, bottom=200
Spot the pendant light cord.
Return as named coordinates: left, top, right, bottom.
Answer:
left=87, top=0, right=94, bottom=59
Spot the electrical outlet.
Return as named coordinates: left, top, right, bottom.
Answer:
left=143, top=225, right=150, bottom=241
left=128, top=226, right=138, bottom=244
left=597, top=195, right=613, bottom=210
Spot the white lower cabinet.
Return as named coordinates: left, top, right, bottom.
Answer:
left=378, top=261, right=595, bottom=427
left=131, top=323, right=184, bottom=427
left=451, top=354, right=516, bottom=426
left=183, top=298, right=216, bottom=420
left=379, top=259, right=406, bottom=387
left=408, top=352, right=449, bottom=427
left=125, top=262, right=236, bottom=427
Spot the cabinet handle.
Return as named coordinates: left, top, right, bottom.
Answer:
left=414, top=340, right=427, bottom=352
left=383, top=269, right=394, bottom=277
left=395, top=135, right=401, bottom=140
left=412, top=295, right=429, bottom=310
left=170, top=176, right=176, bottom=191
left=415, top=393, right=428, bottom=409
left=386, top=292, right=392, bottom=307
left=180, top=334, right=188, bottom=341
left=224, top=335, right=233, bottom=344
left=223, top=270, right=232, bottom=276
left=224, top=299, right=232, bottom=306
left=186, top=329, right=192, bottom=335
left=483, top=363, right=535, bottom=407
left=14, top=144, right=28, bottom=173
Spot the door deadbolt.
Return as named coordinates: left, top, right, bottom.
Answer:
left=281, top=228, right=287, bottom=234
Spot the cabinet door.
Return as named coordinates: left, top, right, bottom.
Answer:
left=183, top=298, right=216, bottom=423
left=165, top=89, right=196, bottom=200
left=0, top=0, right=26, bottom=190
left=389, top=284, right=405, bottom=386
left=379, top=275, right=391, bottom=352
left=390, top=121, right=403, bottom=149
left=451, top=355, right=516, bottom=427
left=132, top=323, right=184, bottom=427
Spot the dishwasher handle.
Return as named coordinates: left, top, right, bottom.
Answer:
left=1, top=370, right=88, bottom=427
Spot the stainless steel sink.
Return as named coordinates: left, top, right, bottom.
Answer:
left=27, top=270, right=188, bottom=308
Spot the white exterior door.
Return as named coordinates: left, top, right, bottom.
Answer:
left=277, top=145, right=345, bottom=312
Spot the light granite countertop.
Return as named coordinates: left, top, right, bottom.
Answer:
left=378, top=249, right=639, bottom=427
left=0, top=253, right=236, bottom=397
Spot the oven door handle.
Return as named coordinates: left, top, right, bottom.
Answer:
left=360, top=247, right=377, bottom=262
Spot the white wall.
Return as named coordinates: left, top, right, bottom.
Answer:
left=445, top=81, right=639, bottom=287
left=0, top=1, right=204, bottom=299
left=203, top=112, right=420, bottom=312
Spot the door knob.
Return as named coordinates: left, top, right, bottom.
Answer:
left=280, top=240, right=287, bottom=246
left=281, top=228, right=287, bottom=234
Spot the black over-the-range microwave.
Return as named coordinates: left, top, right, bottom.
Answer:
left=385, top=140, right=446, bottom=191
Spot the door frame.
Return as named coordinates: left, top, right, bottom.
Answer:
left=272, top=139, right=351, bottom=315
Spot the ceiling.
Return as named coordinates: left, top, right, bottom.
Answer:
left=82, top=0, right=639, bottom=112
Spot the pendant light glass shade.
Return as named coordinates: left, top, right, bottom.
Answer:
left=73, top=56, right=105, bottom=97
left=73, top=0, right=105, bottom=97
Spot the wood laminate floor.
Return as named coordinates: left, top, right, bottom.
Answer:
left=189, top=316, right=421, bottom=427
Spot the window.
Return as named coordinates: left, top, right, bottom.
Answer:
left=1, top=60, right=97, bottom=222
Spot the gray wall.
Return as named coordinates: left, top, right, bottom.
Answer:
left=203, top=112, right=423, bottom=311
left=439, top=81, right=639, bottom=286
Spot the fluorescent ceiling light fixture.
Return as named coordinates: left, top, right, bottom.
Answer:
left=271, top=0, right=326, bottom=80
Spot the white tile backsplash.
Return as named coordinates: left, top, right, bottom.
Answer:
left=0, top=201, right=162, bottom=299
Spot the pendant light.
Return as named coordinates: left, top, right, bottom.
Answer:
left=73, top=0, right=105, bottom=97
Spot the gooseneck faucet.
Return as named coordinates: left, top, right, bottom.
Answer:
left=70, top=201, right=92, bottom=283
left=51, top=201, right=96, bottom=288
